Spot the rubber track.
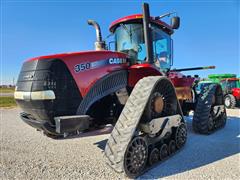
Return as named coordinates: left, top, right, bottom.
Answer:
left=192, top=84, right=226, bottom=134
left=104, top=76, right=164, bottom=173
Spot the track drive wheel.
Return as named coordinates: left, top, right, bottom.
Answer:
left=124, top=136, right=148, bottom=178
left=143, top=78, right=178, bottom=121
left=193, top=84, right=227, bottom=134
left=224, top=94, right=236, bottom=109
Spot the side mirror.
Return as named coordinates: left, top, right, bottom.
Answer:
left=171, top=16, right=180, bottom=29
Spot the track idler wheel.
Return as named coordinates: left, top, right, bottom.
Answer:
left=168, top=140, right=176, bottom=155
left=159, top=144, right=168, bottom=160
left=124, top=136, right=148, bottom=178
left=175, top=123, right=187, bottom=149
left=148, top=148, right=160, bottom=166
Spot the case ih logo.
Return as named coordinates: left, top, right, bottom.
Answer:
left=108, top=58, right=126, bottom=64
left=74, top=58, right=127, bottom=73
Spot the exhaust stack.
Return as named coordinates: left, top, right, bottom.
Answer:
left=142, top=3, right=154, bottom=64
left=87, top=20, right=106, bottom=50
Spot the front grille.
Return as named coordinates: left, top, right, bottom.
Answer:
left=15, top=58, right=82, bottom=124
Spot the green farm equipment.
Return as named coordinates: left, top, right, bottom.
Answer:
left=199, top=74, right=240, bottom=108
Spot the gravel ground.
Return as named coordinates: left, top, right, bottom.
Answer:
left=0, top=108, right=239, bottom=179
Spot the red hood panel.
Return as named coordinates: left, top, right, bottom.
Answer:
left=27, top=50, right=127, bottom=62
left=63, top=51, right=128, bottom=96
left=27, top=50, right=128, bottom=96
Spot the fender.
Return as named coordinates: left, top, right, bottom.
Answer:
left=77, top=70, right=128, bottom=115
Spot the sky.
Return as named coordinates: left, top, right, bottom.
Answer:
left=1, top=0, right=239, bottom=85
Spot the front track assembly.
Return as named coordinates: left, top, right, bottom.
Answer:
left=104, top=76, right=187, bottom=178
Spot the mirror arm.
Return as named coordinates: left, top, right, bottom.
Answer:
left=154, top=12, right=176, bottom=20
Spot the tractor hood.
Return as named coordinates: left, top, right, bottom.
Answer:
left=21, top=50, right=129, bottom=97
left=15, top=50, right=129, bottom=133
left=27, top=50, right=128, bottom=63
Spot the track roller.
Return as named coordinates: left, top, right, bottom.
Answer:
left=168, top=140, right=176, bottom=155
left=159, top=144, right=168, bottom=160
left=148, top=148, right=160, bottom=165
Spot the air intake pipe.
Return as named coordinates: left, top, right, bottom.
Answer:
left=87, top=20, right=106, bottom=50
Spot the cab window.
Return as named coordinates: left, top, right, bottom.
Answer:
left=152, top=25, right=172, bottom=71
left=115, top=23, right=146, bottom=61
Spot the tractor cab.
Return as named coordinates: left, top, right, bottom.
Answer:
left=108, top=13, right=179, bottom=72
left=221, top=78, right=239, bottom=92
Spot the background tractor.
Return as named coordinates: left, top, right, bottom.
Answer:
left=198, top=74, right=240, bottom=108
left=14, top=3, right=227, bottom=178
left=221, top=78, right=240, bottom=108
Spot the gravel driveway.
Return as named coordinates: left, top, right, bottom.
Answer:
left=1, top=108, right=239, bottom=179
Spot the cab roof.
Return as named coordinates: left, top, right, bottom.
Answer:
left=109, top=14, right=174, bottom=34
left=221, top=78, right=240, bottom=81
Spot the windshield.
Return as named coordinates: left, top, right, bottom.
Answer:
left=114, top=23, right=172, bottom=71
left=115, top=24, right=145, bottom=60
left=196, top=82, right=212, bottom=93
left=222, top=80, right=237, bottom=89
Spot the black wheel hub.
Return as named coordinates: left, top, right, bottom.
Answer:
left=124, top=136, right=148, bottom=178
left=175, top=123, right=187, bottom=149
left=150, top=92, right=165, bottom=118
left=143, top=78, right=178, bottom=122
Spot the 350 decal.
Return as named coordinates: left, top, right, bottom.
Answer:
left=74, top=58, right=127, bottom=73
left=74, top=63, right=91, bottom=73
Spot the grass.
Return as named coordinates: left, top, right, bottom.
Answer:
left=0, top=96, right=17, bottom=107
left=0, top=87, right=15, bottom=93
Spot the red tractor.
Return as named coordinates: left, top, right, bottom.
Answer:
left=14, top=3, right=227, bottom=178
left=222, top=78, right=240, bottom=108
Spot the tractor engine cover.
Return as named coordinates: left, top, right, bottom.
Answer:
left=14, top=50, right=128, bottom=136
